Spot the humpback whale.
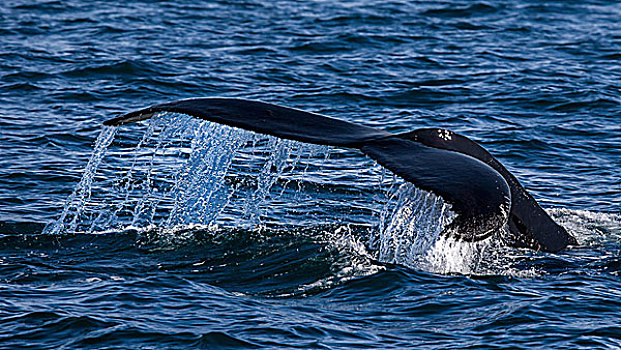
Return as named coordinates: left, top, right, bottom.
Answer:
left=104, top=98, right=577, bottom=252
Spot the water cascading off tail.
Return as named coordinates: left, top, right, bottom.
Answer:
left=46, top=113, right=346, bottom=234
left=45, top=112, right=504, bottom=274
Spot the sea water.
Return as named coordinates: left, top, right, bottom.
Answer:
left=0, top=1, right=619, bottom=348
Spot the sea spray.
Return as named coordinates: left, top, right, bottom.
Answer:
left=47, top=112, right=510, bottom=275
left=46, top=113, right=341, bottom=232
left=370, top=183, right=456, bottom=267
left=44, top=126, right=117, bottom=235
left=549, top=209, right=621, bottom=247
left=368, top=182, right=518, bottom=275
left=241, top=136, right=289, bottom=225
left=164, top=121, right=250, bottom=227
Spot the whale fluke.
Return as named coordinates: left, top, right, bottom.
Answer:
left=398, top=129, right=577, bottom=251
left=104, top=98, right=576, bottom=252
left=104, top=98, right=391, bottom=147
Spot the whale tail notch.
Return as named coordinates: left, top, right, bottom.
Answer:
left=104, top=98, right=576, bottom=252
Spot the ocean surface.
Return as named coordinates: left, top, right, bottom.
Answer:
left=1, top=0, right=620, bottom=349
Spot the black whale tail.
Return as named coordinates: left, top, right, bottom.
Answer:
left=104, top=98, right=576, bottom=252
left=397, top=129, right=577, bottom=251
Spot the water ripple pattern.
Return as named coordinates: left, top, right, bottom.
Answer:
left=0, top=0, right=619, bottom=349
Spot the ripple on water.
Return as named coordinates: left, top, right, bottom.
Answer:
left=1, top=0, right=620, bottom=348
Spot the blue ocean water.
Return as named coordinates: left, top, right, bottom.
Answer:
left=1, top=0, right=620, bottom=348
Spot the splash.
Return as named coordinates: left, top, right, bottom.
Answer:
left=372, top=183, right=455, bottom=265
left=45, top=113, right=352, bottom=233
left=366, top=182, right=517, bottom=275
left=46, top=112, right=516, bottom=276
left=548, top=208, right=621, bottom=247
left=45, top=126, right=117, bottom=235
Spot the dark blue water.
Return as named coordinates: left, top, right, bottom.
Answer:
left=1, top=0, right=620, bottom=348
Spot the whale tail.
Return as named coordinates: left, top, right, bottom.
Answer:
left=396, top=129, right=577, bottom=251
left=104, top=98, right=576, bottom=252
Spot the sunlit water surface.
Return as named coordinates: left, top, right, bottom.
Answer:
left=0, top=0, right=619, bottom=349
